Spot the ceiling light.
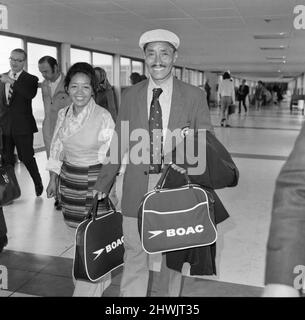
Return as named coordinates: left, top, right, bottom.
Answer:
left=260, top=46, right=287, bottom=50
left=254, top=33, right=289, bottom=40
left=266, top=56, right=286, bottom=60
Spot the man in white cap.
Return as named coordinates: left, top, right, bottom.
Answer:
left=94, top=28, right=213, bottom=296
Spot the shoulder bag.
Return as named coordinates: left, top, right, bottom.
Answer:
left=73, top=195, right=124, bottom=282
left=138, top=164, right=217, bottom=254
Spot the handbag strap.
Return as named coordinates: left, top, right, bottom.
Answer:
left=155, top=163, right=192, bottom=190
left=85, top=194, right=116, bottom=221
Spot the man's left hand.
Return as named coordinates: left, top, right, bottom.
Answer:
left=0, top=74, right=14, bottom=84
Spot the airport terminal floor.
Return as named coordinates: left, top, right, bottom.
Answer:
left=0, top=99, right=302, bottom=297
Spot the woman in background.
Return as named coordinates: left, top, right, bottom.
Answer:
left=94, top=67, right=117, bottom=122
left=218, top=71, right=235, bottom=127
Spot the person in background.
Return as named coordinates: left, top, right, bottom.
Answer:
left=0, top=48, right=43, bottom=198
left=140, top=74, right=147, bottom=81
left=93, top=28, right=213, bottom=297
left=263, top=120, right=305, bottom=297
left=237, top=79, right=249, bottom=114
left=0, top=128, right=7, bottom=253
left=130, top=72, right=142, bottom=85
left=94, top=67, right=117, bottom=122
left=38, top=56, right=71, bottom=210
left=254, top=80, right=264, bottom=111
left=204, top=79, right=211, bottom=108
left=218, top=71, right=235, bottom=127
left=46, top=62, right=115, bottom=296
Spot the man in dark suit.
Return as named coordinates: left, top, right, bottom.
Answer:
left=237, top=79, right=249, bottom=113
left=93, top=29, right=213, bottom=296
left=263, top=121, right=305, bottom=297
left=0, top=48, right=43, bottom=197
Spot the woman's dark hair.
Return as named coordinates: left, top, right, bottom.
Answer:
left=130, top=72, right=142, bottom=85
left=94, top=66, right=112, bottom=90
left=64, top=62, right=98, bottom=96
left=223, top=71, right=231, bottom=80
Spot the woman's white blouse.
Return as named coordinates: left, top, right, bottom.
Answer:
left=46, top=97, right=115, bottom=175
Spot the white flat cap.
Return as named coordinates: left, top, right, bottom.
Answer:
left=139, top=29, right=180, bottom=50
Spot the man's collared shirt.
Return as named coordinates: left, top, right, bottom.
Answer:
left=48, top=73, right=62, bottom=97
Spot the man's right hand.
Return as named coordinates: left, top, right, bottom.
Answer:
left=92, top=189, right=107, bottom=200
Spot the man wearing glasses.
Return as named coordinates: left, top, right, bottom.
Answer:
left=0, top=48, right=43, bottom=199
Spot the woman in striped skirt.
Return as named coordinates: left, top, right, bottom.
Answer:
left=46, top=62, right=115, bottom=296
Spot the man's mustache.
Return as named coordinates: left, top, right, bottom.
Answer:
left=151, top=64, right=166, bottom=68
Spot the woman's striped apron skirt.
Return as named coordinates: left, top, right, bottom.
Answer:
left=59, top=162, right=109, bottom=228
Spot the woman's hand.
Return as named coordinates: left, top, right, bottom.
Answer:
left=46, top=172, right=58, bottom=198
left=92, top=189, right=107, bottom=200
left=170, top=163, right=186, bottom=174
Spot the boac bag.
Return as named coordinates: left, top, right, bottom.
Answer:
left=73, top=195, right=124, bottom=282
left=138, top=165, right=217, bottom=254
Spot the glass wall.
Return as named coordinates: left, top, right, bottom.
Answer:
left=70, top=48, right=91, bottom=65
left=93, top=52, right=113, bottom=85
left=27, top=42, right=58, bottom=123
left=131, top=60, right=143, bottom=75
left=198, top=71, right=204, bottom=86
left=183, top=68, right=189, bottom=83
left=173, top=66, right=182, bottom=80
left=0, top=34, right=23, bottom=73
left=120, top=57, right=131, bottom=86
left=27, top=43, right=57, bottom=82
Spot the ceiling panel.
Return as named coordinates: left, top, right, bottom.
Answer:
left=196, top=17, right=245, bottom=29
left=0, top=0, right=303, bottom=80
left=62, top=2, right=126, bottom=14
left=181, top=8, right=240, bottom=19
left=172, top=0, right=235, bottom=10
left=234, top=0, right=296, bottom=17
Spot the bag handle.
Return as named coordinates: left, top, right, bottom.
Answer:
left=155, top=163, right=192, bottom=190
left=85, top=194, right=116, bottom=221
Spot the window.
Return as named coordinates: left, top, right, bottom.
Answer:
left=70, top=48, right=91, bottom=65
left=27, top=42, right=58, bottom=123
left=120, top=57, right=131, bottom=86
left=183, top=69, right=190, bottom=83
left=189, top=70, right=197, bottom=85
left=131, top=60, right=143, bottom=75
left=27, top=42, right=57, bottom=82
left=93, top=52, right=113, bottom=85
left=173, top=67, right=182, bottom=80
left=198, top=72, right=204, bottom=86
left=0, top=34, right=22, bottom=73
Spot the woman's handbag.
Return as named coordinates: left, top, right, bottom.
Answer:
left=0, top=155, right=21, bottom=206
left=73, top=195, right=124, bottom=283
left=138, top=164, right=217, bottom=254
left=228, top=104, right=236, bottom=115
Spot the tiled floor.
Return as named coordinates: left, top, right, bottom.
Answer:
left=0, top=99, right=303, bottom=297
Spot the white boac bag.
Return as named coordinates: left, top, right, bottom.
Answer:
left=138, top=165, right=217, bottom=254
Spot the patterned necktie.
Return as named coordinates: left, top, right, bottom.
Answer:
left=7, top=73, right=16, bottom=104
left=149, top=88, right=163, bottom=173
